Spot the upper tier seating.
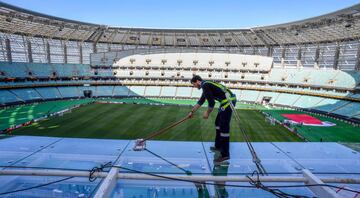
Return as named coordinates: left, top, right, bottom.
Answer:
left=0, top=62, right=98, bottom=78
left=269, top=68, right=358, bottom=88
left=0, top=62, right=28, bottom=78
left=103, top=51, right=274, bottom=72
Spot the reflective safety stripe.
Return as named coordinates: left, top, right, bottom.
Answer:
left=216, top=126, right=220, bottom=130
left=220, top=97, right=236, bottom=105
left=221, top=103, right=231, bottom=110
left=220, top=133, right=230, bottom=137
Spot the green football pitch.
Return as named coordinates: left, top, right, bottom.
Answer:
left=263, top=109, right=360, bottom=142
left=9, top=102, right=302, bottom=142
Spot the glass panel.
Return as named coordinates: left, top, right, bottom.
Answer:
left=118, top=140, right=210, bottom=174
left=272, top=143, right=360, bottom=173
left=0, top=176, right=98, bottom=197
left=204, top=142, right=302, bottom=174
left=0, top=136, right=60, bottom=166
left=2, top=136, right=129, bottom=170
left=1, top=137, right=359, bottom=197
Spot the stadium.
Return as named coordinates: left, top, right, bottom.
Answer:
left=0, top=1, right=359, bottom=197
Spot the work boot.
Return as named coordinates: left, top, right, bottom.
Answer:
left=214, top=156, right=230, bottom=165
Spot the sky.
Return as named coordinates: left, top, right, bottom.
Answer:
left=2, top=0, right=360, bottom=29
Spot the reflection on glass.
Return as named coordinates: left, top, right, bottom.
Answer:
left=212, top=152, right=229, bottom=198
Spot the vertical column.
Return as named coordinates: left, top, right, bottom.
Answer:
left=93, top=42, right=97, bottom=54
left=79, top=43, right=83, bottom=64
left=281, top=46, right=286, bottom=68
left=356, top=44, right=360, bottom=71
left=333, top=44, right=340, bottom=70
left=314, top=45, right=320, bottom=69
left=27, top=40, right=33, bottom=63
left=297, top=48, right=302, bottom=68
left=5, top=38, right=12, bottom=63
left=63, top=42, right=68, bottom=64
left=267, top=46, right=273, bottom=57
left=46, top=41, right=51, bottom=63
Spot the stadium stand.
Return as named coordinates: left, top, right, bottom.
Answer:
left=27, top=63, right=54, bottom=78
left=128, top=86, right=146, bottom=97
left=332, top=102, right=360, bottom=117
left=256, top=91, right=280, bottom=104
left=292, top=95, right=324, bottom=109
left=176, top=87, right=192, bottom=98
left=95, top=86, right=114, bottom=97
left=74, top=64, right=92, bottom=76
left=144, top=86, right=161, bottom=97
left=191, top=88, right=202, bottom=98
left=160, top=86, right=177, bottom=97
left=56, top=64, right=76, bottom=77
left=10, top=88, right=42, bottom=101
left=313, top=98, right=351, bottom=112
left=0, top=2, right=359, bottom=196
left=57, top=87, right=80, bottom=98
left=0, top=89, right=21, bottom=104
left=113, top=86, right=130, bottom=97
left=0, top=62, right=28, bottom=78
left=273, top=93, right=301, bottom=107
left=0, top=3, right=358, bottom=122
left=77, top=86, right=96, bottom=97
left=35, top=87, right=62, bottom=99
left=239, top=90, right=260, bottom=102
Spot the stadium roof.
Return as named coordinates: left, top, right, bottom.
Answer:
left=0, top=2, right=359, bottom=46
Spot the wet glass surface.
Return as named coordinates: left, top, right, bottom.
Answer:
left=0, top=136, right=359, bottom=197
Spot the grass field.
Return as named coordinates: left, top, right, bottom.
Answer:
left=0, top=99, right=93, bottom=130
left=9, top=103, right=302, bottom=142
left=263, top=109, right=360, bottom=142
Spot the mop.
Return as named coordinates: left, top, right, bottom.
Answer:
left=133, top=116, right=190, bottom=151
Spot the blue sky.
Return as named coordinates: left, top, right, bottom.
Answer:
left=2, top=0, right=360, bottom=28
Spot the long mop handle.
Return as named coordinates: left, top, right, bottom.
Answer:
left=140, top=116, right=190, bottom=143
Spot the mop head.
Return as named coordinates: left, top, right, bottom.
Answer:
left=133, top=139, right=146, bottom=151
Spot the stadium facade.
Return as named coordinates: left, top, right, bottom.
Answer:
left=0, top=2, right=359, bottom=123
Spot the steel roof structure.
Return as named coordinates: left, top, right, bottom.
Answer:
left=0, top=2, right=359, bottom=47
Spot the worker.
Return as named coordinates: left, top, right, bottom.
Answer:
left=188, top=75, right=236, bottom=163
